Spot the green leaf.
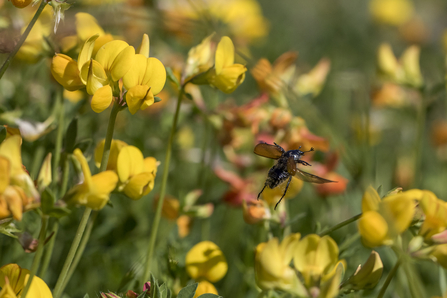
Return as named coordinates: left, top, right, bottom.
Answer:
left=154, top=97, right=162, bottom=103
left=159, top=283, right=167, bottom=298
left=47, top=207, right=71, bottom=218
left=440, top=267, right=446, bottom=297
left=74, top=139, right=92, bottom=153
left=0, top=219, right=20, bottom=238
left=83, top=294, right=90, bottom=298
left=65, top=118, right=78, bottom=153
left=41, top=188, right=56, bottom=214
left=166, top=67, right=180, bottom=88
left=152, top=282, right=161, bottom=298
left=136, top=290, right=150, bottom=298
left=184, top=93, right=193, bottom=100
left=166, top=288, right=171, bottom=298
left=197, top=295, right=222, bottom=298
left=177, top=283, right=198, bottom=298
left=376, top=185, right=382, bottom=197
left=0, top=126, right=6, bottom=143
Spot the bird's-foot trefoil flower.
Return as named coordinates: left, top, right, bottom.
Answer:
left=185, top=241, right=228, bottom=283
left=64, top=149, right=118, bottom=210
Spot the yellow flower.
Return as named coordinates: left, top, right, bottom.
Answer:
left=51, top=53, right=85, bottom=91
left=377, top=43, right=423, bottom=88
left=185, top=241, right=228, bottom=283
left=294, top=58, right=331, bottom=97
left=342, top=251, right=383, bottom=291
left=418, top=192, right=447, bottom=241
left=37, top=153, right=52, bottom=191
left=369, top=0, right=414, bottom=26
left=358, top=186, right=416, bottom=247
left=95, top=140, right=158, bottom=200
left=122, top=35, right=166, bottom=114
left=293, top=234, right=344, bottom=287
left=183, top=33, right=215, bottom=82
left=0, top=135, right=39, bottom=220
left=432, top=244, right=447, bottom=269
left=193, top=281, right=218, bottom=298
left=261, top=176, right=303, bottom=207
left=255, top=233, right=306, bottom=295
left=0, top=264, right=53, bottom=298
left=206, top=37, right=247, bottom=94
left=60, top=13, right=113, bottom=54
left=64, top=149, right=118, bottom=210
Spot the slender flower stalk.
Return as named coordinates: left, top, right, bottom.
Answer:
left=142, top=87, right=184, bottom=283
left=39, top=220, right=58, bottom=278
left=377, top=258, right=401, bottom=298
left=21, top=216, right=48, bottom=298
left=53, top=89, right=65, bottom=196
left=0, top=0, right=47, bottom=79
left=319, top=213, right=362, bottom=236
left=53, top=101, right=121, bottom=298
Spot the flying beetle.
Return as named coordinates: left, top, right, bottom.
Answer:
left=254, top=142, right=336, bottom=209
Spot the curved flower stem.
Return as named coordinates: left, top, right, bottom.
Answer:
left=38, top=220, right=58, bottom=278
left=318, top=213, right=362, bottom=237
left=142, top=88, right=184, bottom=283
left=60, top=211, right=98, bottom=293
left=0, top=0, right=47, bottom=79
left=99, top=102, right=120, bottom=172
left=377, top=258, right=401, bottom=298
left=21, top=216, right=48, bottom=298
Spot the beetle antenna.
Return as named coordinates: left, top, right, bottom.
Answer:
left=302, top=147, right=314, bottom=153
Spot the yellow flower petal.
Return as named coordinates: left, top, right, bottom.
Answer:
left=91, top=171, right=118, bottom=195
left=117, top=146, right=145, bottom=182
left=73, top=149, right=93, bottom=189
left=94, top=139, right=128, bottom=170
left=75, top=13, right=105, bottom=41
left=185, top=241, right=228, bottom=283
left=92, top=34, right=114, bottom=57
left=381, top=193, right=415, bottom=235
left=123, top=54, right=148, bottom=90
left=0, top=157, right=11, bottom=193
left=193, top=281, right=218, bottom=298
left=137, top=34, right=150, bottom=58
left=81, top=59, right=108, bottom=93
left=0, top=135, right=23, bottom=177
left=126, top=85, right=150, bottom=115
left=95, top=40, right=135, bottom=81
left=362, top=186, right=381, bottom=213
left=91, top=85, right=113, bottom=113
left=143, top=157, right=158, bottom=175
left=123, top=172, right=154, bottom=200
left=0, top=264, right=28, bottom=294
left=77, top=34, right=99, bottom=72
left=110, top=46, right=135, bottom=81
left=51, top=54, right=84, bottom=91
left=358, top=211, right=389, bottom=247
left=215, top=36, right=235, bottom=75
left=142, top=58, right=166, bottom=95
left=140, top=89, right=155, bottom=111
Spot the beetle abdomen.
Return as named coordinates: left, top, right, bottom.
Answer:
left=266, top=163, right=290, bottom=188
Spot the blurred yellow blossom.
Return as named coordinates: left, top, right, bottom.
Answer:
left=0, top=263, right=53, bottom=298
left=153, top=194, right=179, bottom=220
left=242, top=199, right=270, bottom=224
left=418, top=192, right=447, bottom=241
left=122, top=34, right=166, bottom=114
left=185, top=241, right=227, bottom=283
left=342, top=251, right=383, bottom=292
left=37, top=153, right=52, bottom=191
left=377, top=43, right=423, bottom=88
left=432, top=244, right=447, bottom=269
left=193, top=281, right=218, bottom=298
left=369, top=0, right=414, bottom=26
left=0, top=135, right=39, bottom=220
left=358, top=186, right=416, bottom=247
left=294, top=234, right=345, bottom=287
left=255, top=233, right=307, bottom=295
left=9, top=0, right=32, bottom=8
left=183, top=33, right=215, bottom=83
left=294, top=58, right=331, bottom=98
left=261, top=176, right=303, bottom=207
left=206, top=36, right=247, bottom=94
left=65, top=149, right=118, bottom=210
left=63, top=90, right=85, bottom=103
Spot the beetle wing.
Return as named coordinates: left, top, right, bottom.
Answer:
left=287, top=156, right=297, bottom=175
left=295, top=168, right=336, bottom=184
left=254, top=143, right=283, bottom=159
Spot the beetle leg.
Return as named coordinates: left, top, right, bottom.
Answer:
left=257, top=184, right=267, bottom=200
left=275, top=176, right=292, bottom=210
left=298, top=160, right=312, bottom=166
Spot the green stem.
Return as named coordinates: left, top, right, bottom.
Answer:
left=53, top=89, right=65, bottom=197
left=30, top=144, right=45, bottom=178
left=52, top=208, right=92, bottom=298
left=99, top=103, right=120, bottom=172
left=377, top=258, right=401, bottom=298
left=38, top=220, right=58, bottom=278
left=60, top=155, right=70, bottom=196
left=60, top=211, right=98, bottom=293
left=142, top=88, right=184, bottom=283
left=402, top=260, right=427, bottom=298
left=21, top=216, right=48, bottom=298
left=0, top=0, right=47, bottom=79
left=318, top=213, right=362, bottom=237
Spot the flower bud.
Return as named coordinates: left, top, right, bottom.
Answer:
left=37, top=153, right=52, bottom=191
left=341, top=251, right=383, bottom=292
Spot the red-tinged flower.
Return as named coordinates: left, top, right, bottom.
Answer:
left=214, top=167, right=256, bottom=207
left=311, top=152, right=348, bottom=196
left=283, top=117, right=330, bottom=152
